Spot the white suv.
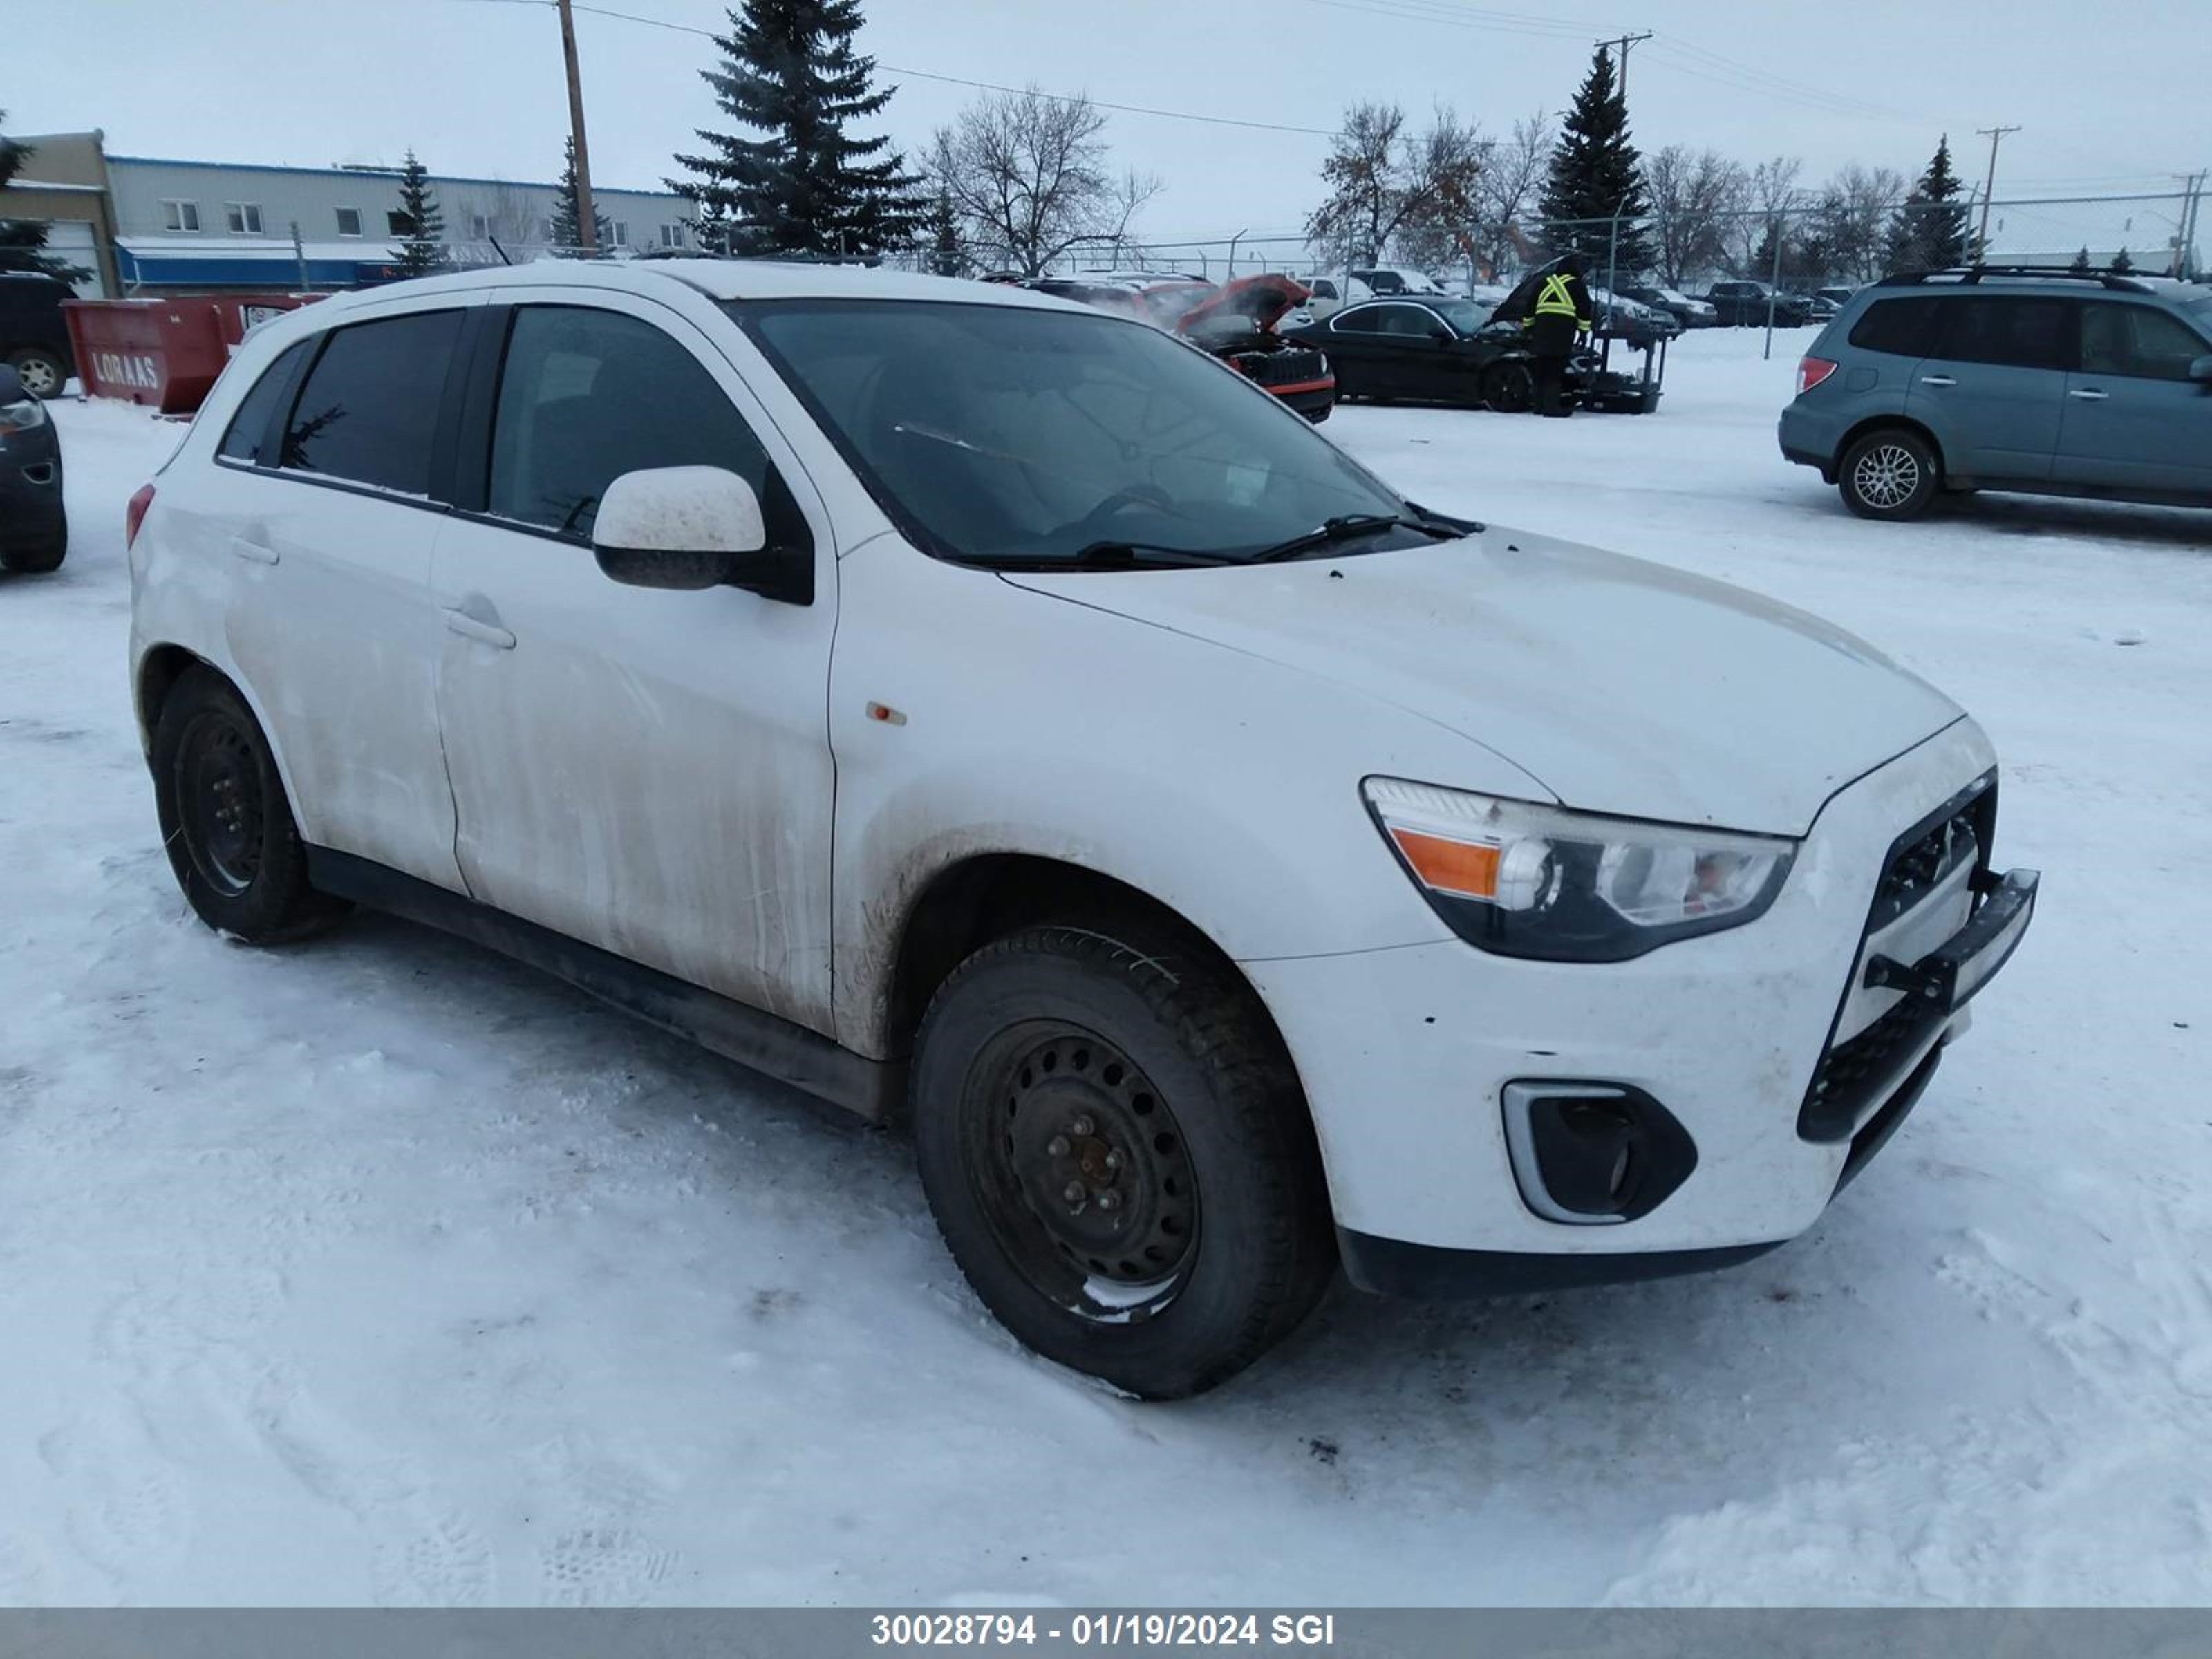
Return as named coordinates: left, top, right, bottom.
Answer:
left=127, top=261, right=2038, bottom=1397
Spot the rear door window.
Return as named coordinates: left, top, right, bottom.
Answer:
left=2079, top=303, right=2209, bottom=381
left=485, top=304, right=803, bottom=547
left=218, top=339, right=311, bottom=465
left=279, top=310, right=465, bottom=495
left=1929, top=297, right=2074, bottom=371
left=1847, top=299, right=1941, bottom=359
left=1331, top=307, right=1385, bottom=333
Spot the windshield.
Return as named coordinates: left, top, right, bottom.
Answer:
left=1430, top=299, right=1489, bottom=334
left=739, top=299, right=1409, bottom=568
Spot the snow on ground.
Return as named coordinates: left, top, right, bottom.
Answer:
left=2, top=329, right=2209, bottom=1607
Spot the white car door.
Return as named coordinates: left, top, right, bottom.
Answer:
left=221, top=295, right=485, bottom=890
left=429, top=290, right=840, bottom=1033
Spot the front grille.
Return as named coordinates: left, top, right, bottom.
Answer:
left=1868, top=791, right=1986, bottom=929
left=1233, top=346, right=1330, bottom=388
left=1800, top=993, right=1943, bottom=1143
left=1797, top=770, right=1997, bottom=1143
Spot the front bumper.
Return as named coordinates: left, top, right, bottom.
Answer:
left=0, top=442, right=66, bottom=552
left=1244, top=720, right=2034, bottom=1285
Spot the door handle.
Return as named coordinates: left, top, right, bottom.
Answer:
left=443, top=607, right=516, bottom=650
left=2068, top=387, right=2110, bottom=401
left=1918, top=375, right=1957, bottom=387
left=229, top=534, right=279, bottom=565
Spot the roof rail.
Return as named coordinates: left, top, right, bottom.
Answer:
left=1877, top=265, right=2155, bottom=294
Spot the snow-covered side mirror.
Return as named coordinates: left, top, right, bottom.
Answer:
left=592, top=465, right=807, bottom=603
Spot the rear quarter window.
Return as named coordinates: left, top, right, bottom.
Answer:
left=1847, top=299, right=1942, bottom=358
left=216, top=340, right=312, bottom=466
left=279, top=310, right=465, bottom=496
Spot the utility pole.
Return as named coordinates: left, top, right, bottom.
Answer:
left=1597, top=30, right=1653, bottom=98
left=2172, top=169, right=2206, bottom=277
left=555, top=0, right=599, bottom=256
left=1973, top=124, right=2020, bottom=261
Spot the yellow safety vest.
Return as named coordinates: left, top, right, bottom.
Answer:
left=1531, top=273, right=1582, bottom=321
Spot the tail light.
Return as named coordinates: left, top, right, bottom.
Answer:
left=1797, top=356, right=1839, bottom=396
left=126, top=483, right=156, bottom=550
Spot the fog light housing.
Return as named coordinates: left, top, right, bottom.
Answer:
left=1502, top=1082, right=1697, bottom=1224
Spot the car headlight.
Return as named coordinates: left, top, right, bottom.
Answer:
left=0, top=396, right=47, bottom=438
left=1363, top=778, right=1796, bottom=962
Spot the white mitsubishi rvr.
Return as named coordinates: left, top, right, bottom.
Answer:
left=127, top=261, right=2038, bottom=1397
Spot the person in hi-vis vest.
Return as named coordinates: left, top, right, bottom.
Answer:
left=1522, top=254, right=1593, bottom=418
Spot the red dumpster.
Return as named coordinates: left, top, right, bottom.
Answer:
left=62, top=293, right=319, bottom=415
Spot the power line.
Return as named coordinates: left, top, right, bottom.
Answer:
left=523, top=1, right=1344, bottom=137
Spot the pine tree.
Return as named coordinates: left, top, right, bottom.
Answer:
left=0, top=111, right=91, bottom=281
left=926, top=187, right=964, bottom=276
left=668, top=0, right=928, bottom=259
left=1882, top=136, right=1969, bottom=274
left=1537, top=47, right=1652, bottom=278
left=389, top=150, right=447, bottom=278
left=2068, top=245, right=2093, bottom=274
left=2110, top=245, right=2135, bottom=273
left=551, top=136, right=610, bottom=254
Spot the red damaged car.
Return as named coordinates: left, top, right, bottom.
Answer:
left=1030, top=273, right=1337, bottom=422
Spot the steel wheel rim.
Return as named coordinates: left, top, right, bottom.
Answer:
left=973, top=1021, right=1200, bottom=1323
left=1853, top=443, right=1921, bottom=509
left=15, top=357, right=59, bottom=397
left=178, top=713, right=265, bottom=896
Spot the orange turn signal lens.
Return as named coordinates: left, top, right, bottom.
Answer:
left=1389, top=827, right=1500, bottom=900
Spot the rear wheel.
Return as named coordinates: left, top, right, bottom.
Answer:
left=7, top=346, right=66, bottom=399
left=151, top=667, right=346, bottom=942
left=912, top=924, right=1335, bottom=1398
left=1483, top=362, right=1535, bottom=414
left=1839, top=428, right=1939, bottom=521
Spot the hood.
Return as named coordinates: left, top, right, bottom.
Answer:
left=1177, top=273, right=1310, bottom=336
left=1001, top=528, right=1961, bottom=834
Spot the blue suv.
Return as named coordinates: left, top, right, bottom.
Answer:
left=1779, top=268, right=2212, bottom=520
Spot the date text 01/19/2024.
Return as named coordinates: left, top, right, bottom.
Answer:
left=870, top=1613, right=1339, bottom=1647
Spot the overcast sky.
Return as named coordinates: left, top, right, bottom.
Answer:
left=10, top=0, right=2206, bottom=260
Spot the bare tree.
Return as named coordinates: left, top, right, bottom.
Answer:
left=1644, top=144, right=1745, bottom=288
left=1737, top=154, right=1804, bottom=272
left=1306, top=101, right=1486, bottom=272
left=1828, top=163, right=1905, bottom=282
left=929, top=88, right=1160, bottom=277
left=1469, top=109, right=1549, bottom=279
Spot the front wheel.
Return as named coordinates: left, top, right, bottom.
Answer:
left=1483, top=362, right=1535, bottom=414
left=912, top=925, right=1335, bottom=1398
left=1839, top=428, right=1939, bottom=521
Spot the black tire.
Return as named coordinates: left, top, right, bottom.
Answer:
left=1483, top=362, right=1535, bottom=415
left=912, top=924, right=1335, bottom=1398
left=7, top=346, right=67, bottom=400
left=1838, top=427, right=1940, bottom=521
left=0, top=512, right=66, bottom=574
left=151, top=666, right=346, bottom=942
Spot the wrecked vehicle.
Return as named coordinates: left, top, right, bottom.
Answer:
left=1037, top=272, right=1337, bottom=422
left=1168, top=274, right=1337, bottom=422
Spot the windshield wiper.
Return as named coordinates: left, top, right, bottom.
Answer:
left=1248, top=512, right=1462, bottom=564
left=1065, top=541, right=1239, bottom=568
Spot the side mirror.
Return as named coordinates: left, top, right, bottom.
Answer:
left=2191, top=354, right=2212, bottom=385
left=0, top=365, right=28, bottom=405
left=592, top=465, right=809, bottom=603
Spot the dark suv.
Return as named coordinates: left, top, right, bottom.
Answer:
left=1779, top=268, right=2212, bottom=520
left=1705, top=280, right=1810, bottom=327
left=0, top=272, right=76, bottom=398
